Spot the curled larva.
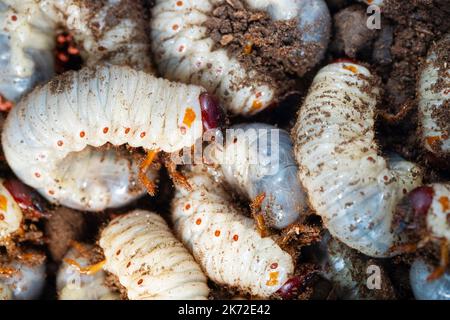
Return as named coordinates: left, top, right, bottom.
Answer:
left=171, top=167, right=295, bottom=298
left=212, top=123, right=307, bottom=229
left=418, top=34, right=450, bottom=157
left=99, top=210, right=209, bottom=300
left=57, top=244, right=119, bottom=300
left=410, top=258, right=450, bottom=300
left=2, top=64, right=209, bottom=211
left=0, top=0, right=152, bottom=102
left=0, top=254, right=46, bottom=300
left=150, top=0, right=330, bottom=116
left=293, top=62, right=423, bottom=257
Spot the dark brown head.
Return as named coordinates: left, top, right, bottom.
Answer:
left=199, top=92, right=225, bottom=132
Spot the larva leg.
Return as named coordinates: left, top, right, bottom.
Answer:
left=99, top=210, right=209, bottom=300
left=427, top=239, right=449, bottom=282
left=138, top=150, right=160, bottom=196
left=162, top=153, right=193, bottom=192
left=250, top=192, right=270, bottom=237
left=378, top=99, right=416, bottom=124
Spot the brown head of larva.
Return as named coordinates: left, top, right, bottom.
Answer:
left=199, top=92, right=225, bottom=132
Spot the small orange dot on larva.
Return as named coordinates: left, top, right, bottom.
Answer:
left=137, top=279, right=143, bottom=285
left=140, top=132, right=146, bottom=138
left=48, top=190, right=55, bottom=195
left=214, top=230, right=221, bottom=237
left=233, top=234, right=239, bottom=241
left=270, top=262, right=278, bottom=269
left=195, top=218, right=202, bottom=225
left=126, top=261, right=131, bottom=268
left=125, top=127, right=131, bottom=134
left=176, top=1, right=183, bottom=6
left=103, top=127, right=109, bottom=134
left=116, top=250, right=121, bottom=256
left=34, top=172, right=40, bottom=178
left=172, top=24, right=179, bottom=31
left=79, top=131, right=85, bottom=138
left=185, top=203, right=191, bottom=210
left=57, top=140, right=63, bottom=147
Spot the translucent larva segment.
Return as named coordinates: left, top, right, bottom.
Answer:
left=293, top=62, right=423, bottom=257
left=2, top=65, right=205, bottom=211
left=218, top=123, right=307, bottom=229
left=172, top=168, right=295, bottom=297
left=0, top=179, right=23, bottom=239
left=151, top=0, right=330, bottom=116
left=418, top=34, right=450, bottom=157
left=99, top=210, right=209, bottom=300
left=0, top=254, right=46, bottom=300
left=410, top=259, right=450, bottom=300
left=57, top=244, right=119, bottom=300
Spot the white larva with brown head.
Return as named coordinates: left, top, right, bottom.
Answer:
left=150, top=0, right=330, bottom=116
left=99, top=210, right=209, bottom=300
left=172, top=167, right=295, bottom=298
left=1, top=64, right=208, bottom=211
left=293, top=61, right=423, bottom=257
left=418, top=34, right=450, bottom=157
left=0, top=0, right=152, bottom=103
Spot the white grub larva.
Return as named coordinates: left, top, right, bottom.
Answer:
left=418, top=34, right=450, bottom=157
left=211, top=123, right=308, bottom=229
left=2, top=64, right=212, bottom=211
left=150, top=0, right=330, bottom=116
left=99, top=210, right=209, bottom=300
left=171, top=167, right=295, bottom=298
left=293, top=61, right=423, bottom=257
left=57, top=244, right=119, bottom=300
left=0, top=0, right=152, bottom=102
left=0, top=253, right=46, bottom=300
left=410, top=258, right=450, bottom=300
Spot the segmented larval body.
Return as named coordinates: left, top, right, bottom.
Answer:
left=0, top=255, right=46, bottom=300
left=172, top=168, right=294, bottom=297
left=410, top=258, right=450, bottom=300
left=151, top=0, right=330, bottom=116
left=0, top=179, right=23, bottom=239
left=418, top=34, right=450, bottom=157
left=0, top=0, right=152, bottom=102
left=293, top=62, right=423, bottom=257
left=2, top=65, right=205, bottom=211
left=215, top=123, right=307, bottom=229
left=99, top=210, right=209, bottom=300
left=57, top=244, right=119, bottom=300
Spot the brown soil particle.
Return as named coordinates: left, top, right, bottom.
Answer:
left=44, top=207, right=85, bottom=262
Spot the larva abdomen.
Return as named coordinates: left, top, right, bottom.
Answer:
left=99, top=210, right=209, bottom=300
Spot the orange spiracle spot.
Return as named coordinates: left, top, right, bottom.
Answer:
left=48, top=190, right=55, bottom=195
left=103, top=127, right=109, bottom=134
left=0, top=213, right=4, bottom=220
left=270, top=262, right=278, bottom=269
left=140, top=132, right=146, bottom=138
left=195, top=218, right=202, bottom=225
left=250, top=99, right=263, bottom=112
left=79, top=131, right=85, bottom=138
left=11, top=15, right=17, bottom=21
left=266, top=272, right=279, bottom=286
left=176, top=1, right=183, bottom=6
left=439, top=196, right=450, bottom=212
left=34, top=172, right=41, bottom=178
left=183, top=108, right=196, bottom=128
left=214, top=230, right=221, bottom=237
left=125, top=127, right=131, bottom=134
left=172, top=24, right=179, bottom=31
left=343, top=64, right=358, bottom=73
left=137, top=279, right=143, bottom=285
left=185, top=203, right=191, bottom=210
left=0, top=195, right=8, bottom=212
left=232, top=234, right=239, bottom=241
left=57, top=140, right=64, bottom=147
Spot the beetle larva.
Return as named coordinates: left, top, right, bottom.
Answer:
left=0, top=253, right=46, bottom=300
left=211, top=123, right=307, bottom=229
left=293, top=61, right=423, bottom=257
left=57, top=243, right=119, bottom=300
left=0, top=0, right=152, bottom=103
left=150, top=0, right=330, bottom=115
left=99, top=210, right=209, bottom=300
left=418, top=34, right=450, bottom=158
left=1, top=64, right=211, bottom=211
left=410, top=258, right=450, bottom=300
left=172, top=166, right=295, bottom=298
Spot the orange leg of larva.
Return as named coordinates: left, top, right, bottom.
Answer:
left=63, top=258, right=106, bottom=276
left=250, top=192, right=269, bottom=238
left=163, top=156, right=192, bottom=192
left=427, top=239, right=449, bottom=282
left=139, top=149, right=159, bottom=196
left=378, top=100, right=415, bottom=124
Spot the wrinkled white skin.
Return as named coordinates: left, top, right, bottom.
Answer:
left=2, top=65, right=205, bottom=211
left=0, top=178, right=23, bottom=239
left=99, top=210, right=209, bottom=300
left=0, top=0, right=152, bottom=103
left=293, top=62, right=423, bottom=257
left=151, top=0, right=330, bottom=116
left=0, top=257, right=46, bottom=300
left=418, top=34, right=450, bottom=156
left=213, top=123, right=307, bottom=229
left=172, top=167, right=294, bottom=297
left=410, top=259, right=450, bottom=300
left=57, top=244, right=119, bottom=300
